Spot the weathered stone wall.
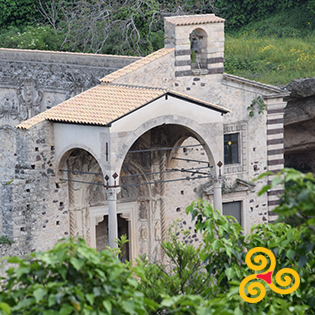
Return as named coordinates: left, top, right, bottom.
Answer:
left=111, top=51, right=285, bottom=228
left=284, top=77, right=315, bottom=173
left=0, top=49, right=139, bottom=254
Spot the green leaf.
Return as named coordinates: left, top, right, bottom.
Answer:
left=286, top=249, right=295, bottom=259
left=271, top=176, right=283, bottom=187
left=226, top=246, right=232, bottom=258
left=11, top=299, right=32, bottom=311
left=234, top=306, right=242, bottom=315
left=70, top=257, right=85, bottom=271
left=6, top=256, right=22, bottom=264
left=48, top=294, right=56, bottom=307
left=144, top=298, right=159, bottom=311
left=212, top=239, right=221, bottom=251
left=15, top=266, right=30, bottom=278
left=225, top=267, right=235, bottom=280
left=258, top=185, right=271, bottom=196
left=59, top=304, right=73, bottom=315
left=127, top=278, right=138, bottom=288
left=298, top=255, right=308, bottom=269
left=0, top=302, right=11, bottom=315
left=161, top=297, right=173, bottom=307
left=297, top=189, right=310, bottom=202
left=33, top=287, right=47, bottom=303
left=86, top=293, right=94, bottom=305
left=103, top=301, right=112, bottom=314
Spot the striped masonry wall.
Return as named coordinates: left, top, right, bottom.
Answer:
left=264, top=95, right=287, bottom=223
left=174, top=50, right=224, bottom=77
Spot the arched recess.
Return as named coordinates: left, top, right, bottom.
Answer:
left=58, top=148, right=105, bottom=209
left=115, top=115, right=218, bottom=176
left=57, top=147, right=106, bottom=249
left=190, top=28, right=208, bottom=70
left=118, top=123, right=216, bottom=258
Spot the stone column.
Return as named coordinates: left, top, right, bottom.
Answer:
left=106, top=187, right=120, bottom=249
left=213, top=177, right=223, bottom=213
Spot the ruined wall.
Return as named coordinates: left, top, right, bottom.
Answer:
left=0, top=121, right=68, bottom=254
left=284, top=77, right=315, bottom=173
left=0, top=49, right=139, bottom=253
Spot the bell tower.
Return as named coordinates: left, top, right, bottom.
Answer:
left=164, top=14, right=225, bottom=77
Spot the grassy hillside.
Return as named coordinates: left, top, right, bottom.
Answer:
left=224, top=6, right=315, bottom=86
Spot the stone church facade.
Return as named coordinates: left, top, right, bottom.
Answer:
left=0, top=14, right=287, bottom=258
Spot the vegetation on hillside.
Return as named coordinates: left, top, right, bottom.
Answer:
left=225, top=6, right=315, bottom=85
left=1, top=168, right=315, bottom=314
left=0, top=1, right=315, bottom=85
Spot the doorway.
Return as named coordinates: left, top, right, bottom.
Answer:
left=96, top=214, right=130, bottom=261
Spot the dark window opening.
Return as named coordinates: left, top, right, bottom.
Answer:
left=223, top=201, right=242, bottom=226
left=224, top=133, right=239, bottom=165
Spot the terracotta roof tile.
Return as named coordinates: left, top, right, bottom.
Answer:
left=165, top=14, right=224, bottom=26
left=16, top=83, right=230, bottom=130
left=100, top=48, right=174, bottom=83
left=17, top=84, right=167, bottom=129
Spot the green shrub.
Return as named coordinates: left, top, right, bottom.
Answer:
left=0, top=25, right=60, bottom=51
left=0, top=238, right=148, bottom=315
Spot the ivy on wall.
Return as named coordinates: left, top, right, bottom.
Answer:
left=247, top=96, right=266, bottom=117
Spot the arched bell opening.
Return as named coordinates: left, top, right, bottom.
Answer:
left=190, top=28, right=208, bottom=71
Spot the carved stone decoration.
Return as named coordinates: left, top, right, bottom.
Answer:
left=154, top=220, right=161, bottom=240
left=139, top=223, right=147, bottom=240
left=44, top=93, right=65, bottom=111
left=139, top=201, right=148, bottom=220
left=0, top=94, right=19, bottom=120
left=95, top=215, right=104, bottom=226
left=17, top=78, right=43, bottom=120
left=120, top=212, right=131, bottom=222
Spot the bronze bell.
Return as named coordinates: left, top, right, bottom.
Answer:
left=191, top=38, right=200, bottom=53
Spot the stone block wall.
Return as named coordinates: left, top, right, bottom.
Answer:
left=0, top=48, right=139, bottom=249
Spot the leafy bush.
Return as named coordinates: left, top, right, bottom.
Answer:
left=0, top=238, right=148, bottom=315
left=136, top=221, right=213, bottom=313
left=0, top=25, right=60, bottom=51
left=136, top=187, right=315, bottom=314
left=1, top=169, right=315, bottom=315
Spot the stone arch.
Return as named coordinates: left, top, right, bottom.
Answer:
left=58, top=147, right=105, bottom=210
left=115, top=115, right=219, bottom=175
left=119, top=158, right=151, bottom=201
left=190, top=28, right=208, bottom=71
left=56, top=143, right=104, bottom=179
left=116, top=122, right=218, bottom=258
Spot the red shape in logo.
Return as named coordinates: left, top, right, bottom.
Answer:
left=256, top=271, right=273, bottom=284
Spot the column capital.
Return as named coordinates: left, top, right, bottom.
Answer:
left=105, top=187, right=121, bottom=201
left=213, top=176, right=224, bottom=187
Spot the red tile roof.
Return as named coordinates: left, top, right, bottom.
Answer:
left=100, top=48, right=174, bottom=83
left=165, top=14, right=224, bottom=26
left=16, top=84, right=230, bottom=130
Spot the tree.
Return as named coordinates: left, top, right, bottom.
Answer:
left=36, top=0, right=219, bottom=55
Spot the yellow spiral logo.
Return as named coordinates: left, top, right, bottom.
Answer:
left=239, top=247, right=300, bottom=303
